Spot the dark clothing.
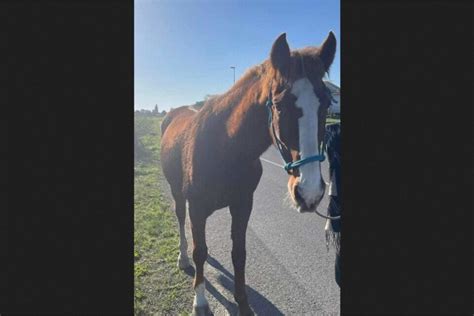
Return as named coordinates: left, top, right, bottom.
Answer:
left=324, top=123, right=341, bottom=287
left=328, top=195, right=341, bottom=286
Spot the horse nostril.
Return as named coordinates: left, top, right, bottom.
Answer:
left=294, top=185, right=306, bottom=207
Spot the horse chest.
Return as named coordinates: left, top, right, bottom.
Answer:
left=186, top=159, right=262, bottom=209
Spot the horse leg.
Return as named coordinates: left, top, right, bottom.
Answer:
left=172, top=189, right=190, bottom=269
left=189, top=206, right=212, bottom=316
left=230, top=196, right=254, bottom=316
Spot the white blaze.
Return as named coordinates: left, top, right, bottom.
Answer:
left=291, top=78, right=325, bottom=207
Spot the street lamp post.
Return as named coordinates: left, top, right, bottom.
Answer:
left=230, top=66, right=235, bottom=84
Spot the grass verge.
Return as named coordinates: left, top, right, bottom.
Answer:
left=134, top=115, right=193, bottom=316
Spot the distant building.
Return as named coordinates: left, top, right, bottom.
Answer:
left=323, top=80, right=340, bottom=115
left=152, top=104, right=159, bottom=115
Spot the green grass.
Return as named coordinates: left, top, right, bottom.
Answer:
left=134, top=115, right=193, bottom=316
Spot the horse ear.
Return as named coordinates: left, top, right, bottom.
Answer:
left=270, top=33, right=291, bottom=77
left=318, top=31, right=337, bottom=73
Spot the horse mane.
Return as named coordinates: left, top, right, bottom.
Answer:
left=163, top=45, right=329, bottom=140
left=198, top=61, right=279, bottom=116
left=206, top=48, right=327, bottom=114
left=161, top=63, right=272, bottom=139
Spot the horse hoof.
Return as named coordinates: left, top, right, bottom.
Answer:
left=191, top=304, right=213, bottom=316
left=177, top=255, right=191, bottom=270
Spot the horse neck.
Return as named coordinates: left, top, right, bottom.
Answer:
left=222, top=75, right=272, bottom=163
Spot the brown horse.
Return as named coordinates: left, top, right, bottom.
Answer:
left=160, top=32, right=336, bottom=316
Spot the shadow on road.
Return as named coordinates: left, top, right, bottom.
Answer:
left=183, top=255, right=284, bottom=315
left=183, top=265, right=195, bottom=277
left=207, top=255, right=284, bottom=316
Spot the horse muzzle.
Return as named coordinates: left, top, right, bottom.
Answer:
left=294, top=182, right=325, bottom=213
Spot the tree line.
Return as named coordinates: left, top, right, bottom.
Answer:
left=134, top=105, right=167, bottom=117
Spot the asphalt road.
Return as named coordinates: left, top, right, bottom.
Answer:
left=183, top=146, right=340, bottom=315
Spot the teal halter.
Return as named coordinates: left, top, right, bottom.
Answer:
left=284, top=154, right=325, bottom=172
left=265, top=90, right=326, bottom=174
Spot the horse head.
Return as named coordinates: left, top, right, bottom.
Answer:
left=266, top=32, right=336, bottom=213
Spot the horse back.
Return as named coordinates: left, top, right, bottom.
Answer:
left=161, top=106, right=196, bottom=136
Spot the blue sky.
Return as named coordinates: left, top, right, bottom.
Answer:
left=135, top=0, right=340, bottom=110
